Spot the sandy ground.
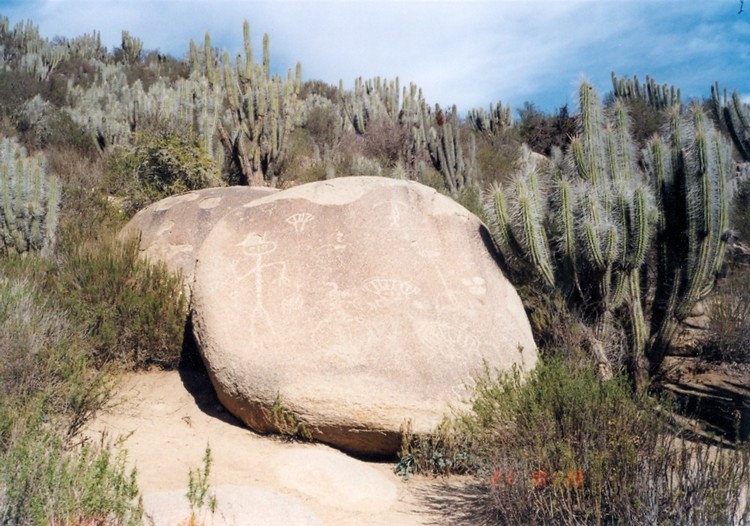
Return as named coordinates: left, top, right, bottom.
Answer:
left=86, top=367, right=477, bottom=526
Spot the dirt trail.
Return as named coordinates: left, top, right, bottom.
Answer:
left=86, top=367, right=475, bottom=525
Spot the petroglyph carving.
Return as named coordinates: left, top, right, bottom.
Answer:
left=418, top=248, right=461, bottom=311
left=234, top=233, right=288, bottom=337
left=154, top=192, right=199, bottom=211
left=363, top=278, right=419, bottom=300
left=155, top=219, right=175, bottom=238
left=461, top=276, right=487, bottom=296
left=286, top=212, right=314, bottom=233
left=373, top=200, right=409, bottom=228
left=418, top=321, right=480, bottom=353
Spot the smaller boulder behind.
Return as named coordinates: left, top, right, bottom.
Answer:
left=118, top=186, right=277, bottom=301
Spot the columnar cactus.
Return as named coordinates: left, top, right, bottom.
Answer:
left=467, top=101, right=513, bottom=135
left=0, top=137, right=60, bottom=256
left=611, top=72, right=682, bottom=110
left=339, top=76, right=402, bottom=135
left=487, top=81, right=732, bottom=385
left=192, top=21, right=300, bottom=186
left=644, top=105, right=732, bottom=374
left=120, top=31, right=143, bottom=65
left=711, top=82, right=750, bottom=161
left=425, top=104, right=476, bottom=195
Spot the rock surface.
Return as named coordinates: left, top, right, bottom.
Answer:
left=118, top=186, right=277, bottom=299
left=191, top=176, right=538, bottom=456
left=143, top=486, right=323, bottom=526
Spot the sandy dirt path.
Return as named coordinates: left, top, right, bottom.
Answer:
left=86, top=367, right=476, bottom=525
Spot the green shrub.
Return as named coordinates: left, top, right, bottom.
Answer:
left=56, top=232, right=187, bottom=370
left=399, top=358, right=750, bottom=525
left=106, top=129, right=220, bottom=217
left=0, top=411, right=142, bottom=526
left=0, top=262, right=111, bottom=437
left=0, top=258, right=141, bottom=525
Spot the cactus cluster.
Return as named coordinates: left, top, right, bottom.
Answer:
left=191, top=21, right=301, bottom=186
left=0, top=137, right=60, bottom=256
left=711, top=82, right=750, bottom=161
left=0, top=17, right=102, bottom=80
left=643, top=105, right=732, bottom=373
left=467, top=100, right=513, bottom=135
left=340, top=76, right=401, bottom=135
left=425, top=104, right=477, bottom=195
left=611, top=72, right=682, bottom=110
left=119, top=31, right=143, bottom=66
left=487, top=81, right=732, bottom=383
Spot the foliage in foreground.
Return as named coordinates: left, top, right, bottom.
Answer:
left=399, top=357, right=750, bottom=525
left=55, top=232, right=187, bottom=370
left=0, top=267, right=143, bottom=525
left=0, top=413, right=142, bottom=526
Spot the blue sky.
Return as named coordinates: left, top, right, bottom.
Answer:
left=0, top=1, right=748, bottom=116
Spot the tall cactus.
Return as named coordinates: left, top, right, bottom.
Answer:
left=611, top=72, right=682, bottom=111
left=192, top=21, right=300, bottom=186
left=425, top=104, right=476, bottom=195
left=487, top=81, right=731, bottom=385
left=120, top=31, right=143, bottom=65
left=644, top=105, right=732, bottom=375
left=467, top=100, right=513, bottom=135
left=0, top=137, right=60, bottom=256
left=711, top=82, right=750, bottom=161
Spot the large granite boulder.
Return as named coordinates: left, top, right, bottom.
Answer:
left=191, top=176, right=537, bottom=456
left=118, top=186, right=277, bottom=299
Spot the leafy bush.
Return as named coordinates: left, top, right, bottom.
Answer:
left=56, top=232, right=187, bottom=370
left=106, top=129, right=220, bottom=217
left=399, top=358, right=750, bottom=525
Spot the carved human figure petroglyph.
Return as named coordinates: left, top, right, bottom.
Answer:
left=418, top=248, right=462, bottom=312
left=234, top=233, right=289, bottom=340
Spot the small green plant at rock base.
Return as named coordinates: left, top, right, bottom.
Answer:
left=269, top=394, right=313, bottom=440
left=183, top=444, right=218, bottom=526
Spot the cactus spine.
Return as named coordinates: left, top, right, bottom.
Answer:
left=0, top=138, right=59, bottom=256
left=487, top=81, right=730, bottom=385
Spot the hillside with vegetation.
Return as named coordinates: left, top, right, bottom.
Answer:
left=0, top=14, right=749, bottom=525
